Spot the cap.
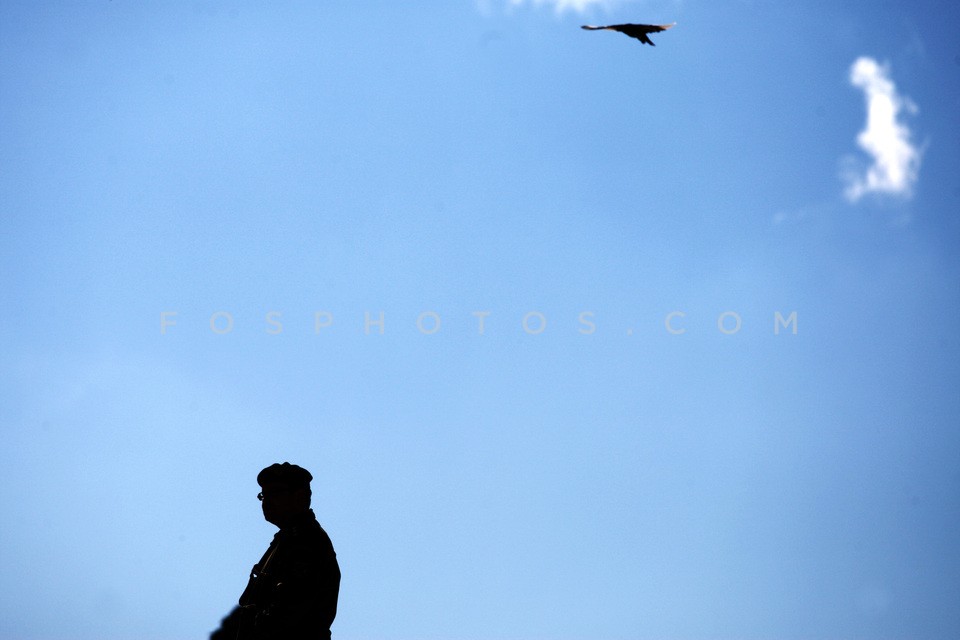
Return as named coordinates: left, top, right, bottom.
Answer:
left=256, top=462, right=313, bottom=489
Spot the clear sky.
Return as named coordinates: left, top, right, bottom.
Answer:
left=2, top=1, right=959, bottom=639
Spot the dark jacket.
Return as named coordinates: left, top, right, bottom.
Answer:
left=237, top=510, right=340, bottom=639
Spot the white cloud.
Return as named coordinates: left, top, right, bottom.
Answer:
left=490, top=0, right=681, bottom=17
left=842, top=57, right=921, bottom=202
left=508, top=0, right=611, bottom=12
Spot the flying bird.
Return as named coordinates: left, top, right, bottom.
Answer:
left=581, top=22, right=676, bottom=46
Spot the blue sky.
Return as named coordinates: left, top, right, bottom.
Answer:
left=1, top=1, right=959, bottom=639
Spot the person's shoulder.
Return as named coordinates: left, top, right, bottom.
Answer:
left=308, top=520, right=336, bottom=553
left=289, top=515, right=336, bottom=553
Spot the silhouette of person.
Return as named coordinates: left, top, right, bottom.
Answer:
left=226, top=462, right=341, bottom=640
left=209, top=606, right=243, bottom=640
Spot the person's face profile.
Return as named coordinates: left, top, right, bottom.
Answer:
left=258, top=482, right=308, bottom=526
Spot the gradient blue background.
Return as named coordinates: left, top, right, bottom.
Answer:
left=2, top=1, right=959, bottom=638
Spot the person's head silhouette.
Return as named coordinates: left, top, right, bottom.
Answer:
left=256, top=462, right=313, bottom=528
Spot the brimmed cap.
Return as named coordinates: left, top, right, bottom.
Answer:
left=257, top=462, right=313, bottom=489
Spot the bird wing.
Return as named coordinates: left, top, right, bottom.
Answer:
left=581, top=23, right=675, bottom=45
left=643, top=22, right=676, bottom=33
left=581, top=23, right=676, bottom=33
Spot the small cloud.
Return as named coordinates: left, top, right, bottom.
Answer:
left=771, top=199, right=837, bottom=226
left=842, top=56, right=921, bottom=202
left=486, top=0, right=680, bottom=17
left=508, top=0, right=611, bottom=13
